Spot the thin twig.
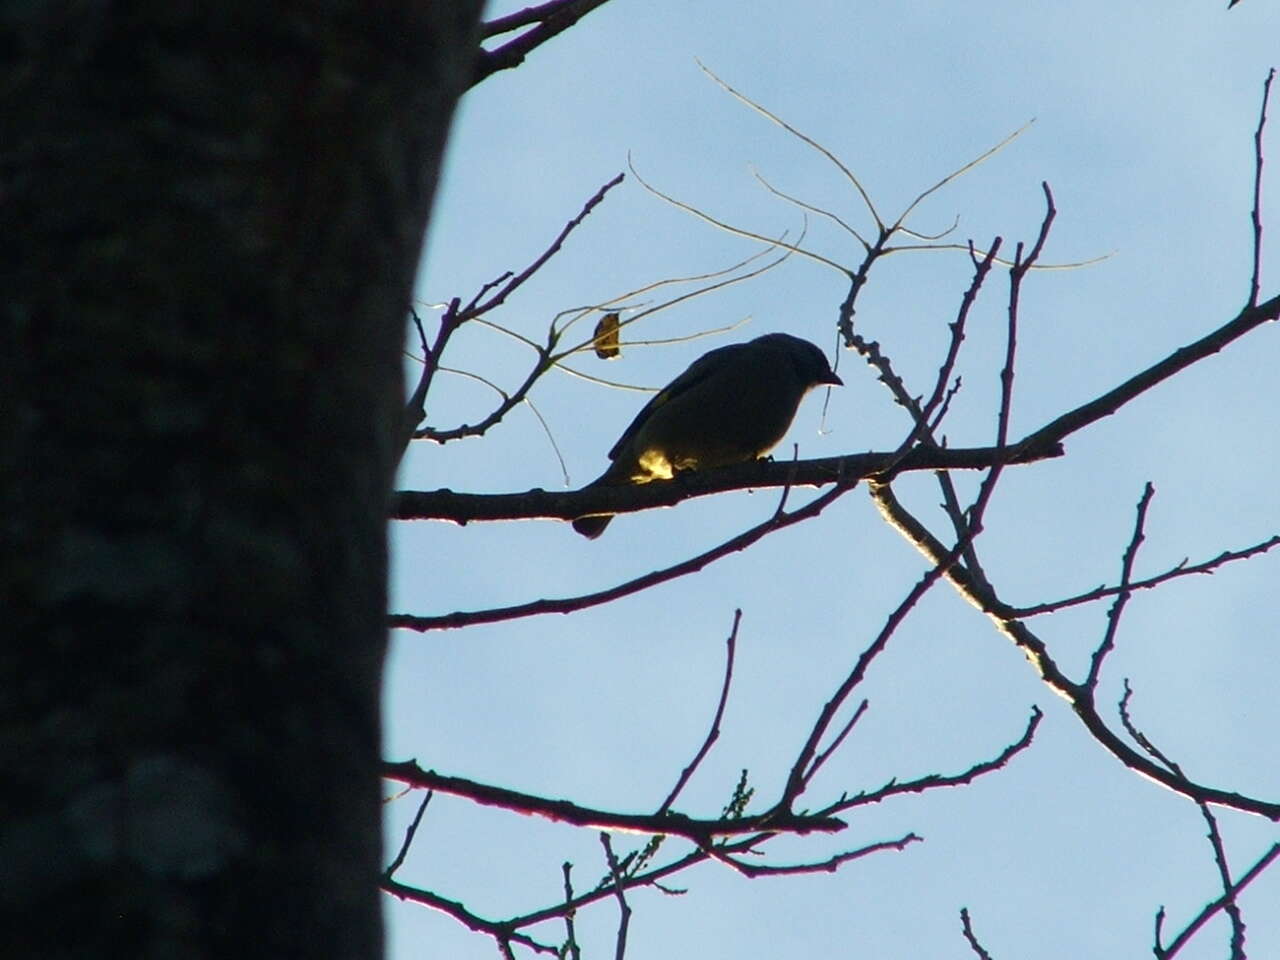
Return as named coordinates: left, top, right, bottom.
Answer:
left=779, top=531, right=976, bottom=807
left=1086, top=483, right=1154, bottom=691
left=909, top=190, right=1053, bottom=601
left=393, top=481, right=856, bottom=632
left=960, top=908, right=996, bottom=960
left=718, top=834, right=922, bottom=877
left=803, top=700, right=869, bottom=786
left=383, top=790, right=433, bottom=879
left=1199, top=802, right=1247, bottom=960
left=916, top=238, right=1002, bottom=437
left=968, top=183, right=1056, bottom=528
left=1248, top=68, right=1275, bottom=307
left=826, top=707, right=1041, bottom=814
left=659, top=610, right=741, bottom=813
left=506, top=834, right=763, bottom=931
left=628, top=156, right=855, bottom=278
left=466, top=173, right=625, bottom=322
left=696, top=60, right=884, bottom=231
left=1155, top=844, right=1280, bottom=958
left=892, top=121, right=1035, bottom=230
left=1009, top=533, right=1280, bottom=617
left=600, top=835, right=633, bottom=960
left=419, top=222, right=791, bottom=448
left=404, top=174, right=623, bottom=455
left=560, top=862, right=581, bottom=960
left=1118, top=685, right=1247, bottom=959
left=381, top=877, right=559, bottom=956
left=752, top=167, right=872, bottom=250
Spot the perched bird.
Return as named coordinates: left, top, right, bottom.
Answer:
left=572, top=332, right=843, bottom=538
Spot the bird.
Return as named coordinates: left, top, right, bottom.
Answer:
left=572, top=332, right=843, bottom=538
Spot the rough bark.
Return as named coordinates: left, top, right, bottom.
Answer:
left=0, top=3, right=481, bottom=957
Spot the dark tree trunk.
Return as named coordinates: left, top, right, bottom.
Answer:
left=0, top=4, right=481, bottom=957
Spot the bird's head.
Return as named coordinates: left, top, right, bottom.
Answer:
left=756, top=332, right=843, bottom=389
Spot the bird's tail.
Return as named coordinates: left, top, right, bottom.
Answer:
left=572, top=466, right=626, bottom=539
left=571, top=514, right=612, bottom=539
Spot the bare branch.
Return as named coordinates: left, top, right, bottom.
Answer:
left=870, top=483, right=1280, bottom=821
left=696, top=60, right=884, bottom=231
left=393, top=482, right=854, bottom=632
left=391, top=442, right=1062, bottom=527
left=751, top=167, right=872, bottom=251
left=1118, top=684, right=1247, bottom=959
left=416, top=221, right=793, bottom=451
left=1010, top=533, right=1280, bottom=617
left=628, top=157, right=855, bottom=278
left=917, top=238, right=1002, bottom=437
left=554, top=237, right=795, bottom=361
left=1196, top=804, right=1247, bottom=958
left=803, top=699, right=869, bottom=788
left=1086, top=483, right=1155, bottom=692
left=967, top=182, right=1056, bottom=531
left=1248, top=68, right=1275, bottom=307
left=467, top=173, right=626, bottom=321
left=658, top=610, right=741, bottom=813
left=475, top=0, right=616, bottom=86
left=877, top=189, right=1053, bottom=608
left=1155, top=843, right=1280, bottom=958
left=383, top=790, right=433, bottom=880
left=560, top=862, right=581, bottom=960
left=599, top=835, right=633, bottom=960
left=778, top=527, right=979, bottom=807
left=402, top=174, right=624, bottom=455
left=483, top=1, right=585, bottom=37
left=1018, top=291, right=1280, bottom=454
left=506, top=833, right=775, bottom=931
left=960, top=908, right=996, bottom=960
left=893, top=121, right=1035, bottom=230
left=381, top=761, right=847, bottom=840
left=718, top=833, right=922, bottom=878
left=382, top=877, right=560, bottom=956
left=827, top=707, right=1042, bottom=815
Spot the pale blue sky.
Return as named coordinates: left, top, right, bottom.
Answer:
left=386, top=2, right=1280, bottom=957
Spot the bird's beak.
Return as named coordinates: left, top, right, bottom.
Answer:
left=822, top=370, right=844, bottom=386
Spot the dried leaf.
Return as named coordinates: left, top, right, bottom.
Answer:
left=592, top=312, right=621, bottom=359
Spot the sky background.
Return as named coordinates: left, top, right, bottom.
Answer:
left=384, top=2, right=1280, bottom=957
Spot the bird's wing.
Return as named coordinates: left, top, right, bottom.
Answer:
left=606, top=342, right=747, bottom=461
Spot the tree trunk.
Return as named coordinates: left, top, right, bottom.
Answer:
left=0, top=4, right=481, bottom=957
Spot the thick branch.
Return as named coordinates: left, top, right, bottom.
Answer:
left=871, top=484, right=1280, bottom=821
left=393, top=442, right=1062, bottom=524
left=1019, top=293, right=1280, bottom=453
left=474, top=0, right=615, bottom=85
left=382, top=761, right=846, bottom=840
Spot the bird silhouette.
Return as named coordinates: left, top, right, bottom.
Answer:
left=573, top=332, right=842, bottom=538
